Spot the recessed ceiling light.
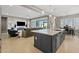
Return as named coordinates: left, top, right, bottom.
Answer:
left=51, top=9, right=54, bottom=12
left=27, top=17, right=30, bottom=18
left=9, top=5, right=13, bottom=7
left=41, top=11, right=45, bottom=14
left=6, top=13, right=8, bottom=15
left=28, top=10, right=31, bottom=12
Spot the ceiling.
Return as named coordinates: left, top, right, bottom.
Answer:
left=34, top=5, right=79, bottom=16
left=1, top=5, right=42, bottom=19
left=1, top=5, right=79, bottom=19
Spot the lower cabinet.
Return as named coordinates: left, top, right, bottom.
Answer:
left=55, top=31, right=65, bottom=51
left=34, top=33, right=52, bottom=53
left=34, top=31, right=65, bottom=53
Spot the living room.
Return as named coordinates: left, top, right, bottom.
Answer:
left=0, top=5, right=79, bottom=53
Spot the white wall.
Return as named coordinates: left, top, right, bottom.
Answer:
left=7, top=17, right=29, bottom=29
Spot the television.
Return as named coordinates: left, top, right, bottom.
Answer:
left=17, top=21, right=25, bottom=26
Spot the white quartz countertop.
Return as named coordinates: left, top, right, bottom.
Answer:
left=32, top=29, right=64, bottom=36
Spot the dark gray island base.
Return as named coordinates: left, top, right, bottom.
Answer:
left=32, top=29, right=65, bottom=53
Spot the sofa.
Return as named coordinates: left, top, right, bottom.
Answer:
left=22, top=28, right=43, bottom=37
left=8, top=29, right=18, bottom=37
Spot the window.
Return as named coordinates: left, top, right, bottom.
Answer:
left=31, top=20, right=37, bottom=28
left=60, top=17, right=79, bottom=30
left=31, top=17, right=48, bottom=28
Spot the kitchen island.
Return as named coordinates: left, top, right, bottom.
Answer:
left=32, top=29, right=65, bottom=53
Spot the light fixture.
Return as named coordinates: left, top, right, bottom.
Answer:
left=28, top=10, right=31, bottom=12
left=41, top=11, right=45, bottom=14
left=54, top=16, right=56, bottom=19
left=6, top=13, right=8, bottom=15
left=49, top=15, right=52, bottom=17
left=27, top=16, right=30, bottom=18
left=9, top=5, right=13, bottom=7
left=51, top=9, right=54, bottom=12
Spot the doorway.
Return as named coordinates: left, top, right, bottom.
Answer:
left=1, top=17, right=7, bottom=33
